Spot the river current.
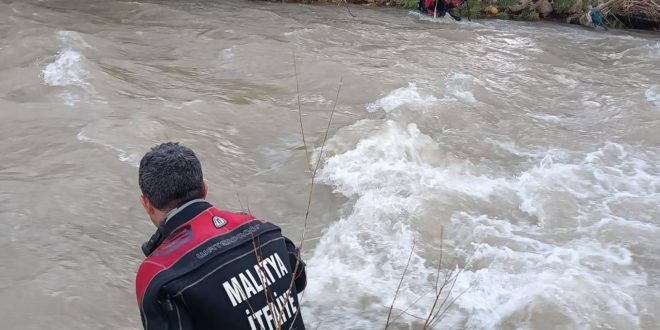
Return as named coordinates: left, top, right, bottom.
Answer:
left=1, top=0, right=659, bottom=329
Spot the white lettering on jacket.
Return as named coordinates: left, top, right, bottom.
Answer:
left=222, top=252, right=289, bottom=307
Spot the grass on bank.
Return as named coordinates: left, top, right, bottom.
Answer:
left=554, top=0, right=579, bottom=11
left=401, top=0, right=419, bottom=9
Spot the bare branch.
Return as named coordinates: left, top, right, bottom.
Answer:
left=429, top=285, right=469, bottom=329
left=385, top=241, right=416, bottom=330
left=297, top=76, right=342, bottom=256
left=424, top=226, right=447, bottom=327
left=434, top=226, right=444, bottom=294
left=312, top=78, right=342, bottom=178
left=284, top=60, right=344, bottom=329
left=237, top=193, right=245, bottom=213
left=386, top=306, right=427, bottom=321
left=427, top=267, right=463, bottom=328
left=343, top=0, right=356, bottom=17
left=390, top=287, right=435, bottom=324
left=293, top=52, right=312, bottom=173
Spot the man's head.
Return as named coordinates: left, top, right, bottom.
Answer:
left=138, top=142, right=208, bottom=226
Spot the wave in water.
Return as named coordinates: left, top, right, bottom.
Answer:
left=444, top=73, right=478, bottom=103
left=76, top=131, right=141, bottom=167
left=646, top=85, right=660, bottom=108
left=304, top=83, right=660, bottom=329
left=41, top=31, right=97, bottom=106
left=365, top=75, right=480, bottom=115
left=366, top=83, right=437, bottom=113
left=42, top=49, right=88, bottom=88
left=604, top=40, right=660, bottom=61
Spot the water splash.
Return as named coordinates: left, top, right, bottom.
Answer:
left=41, top=31, right=99, bottom=106
left=366, top=83, right=437, bottom=113
left=42, top=49, right=88, bottom=88
left=646, top=85, right=659, bottom=108
left=306, top=84, right=660, bottom=328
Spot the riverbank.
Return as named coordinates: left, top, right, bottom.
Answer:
left=266, top=0, right=659, bottom=30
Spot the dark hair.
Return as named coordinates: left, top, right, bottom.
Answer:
left=138, top=142, right=204, bottom=210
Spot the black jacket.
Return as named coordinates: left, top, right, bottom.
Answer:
left=136, top=200, right=306, bottom=330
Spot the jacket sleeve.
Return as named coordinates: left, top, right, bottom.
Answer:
left=285, top=237, right=307, bottom=293
left=137, top=262, right=193, bottom=330
left=140, top=297, right=168, bottom=330
left=140, top=294, right=194, bottom=330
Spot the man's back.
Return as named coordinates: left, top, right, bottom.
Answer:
left=136, top=200, right=306, bottom=330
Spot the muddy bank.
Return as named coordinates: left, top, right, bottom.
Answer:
left=264, top=0, right=660, bottom=30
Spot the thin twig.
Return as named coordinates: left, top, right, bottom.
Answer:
left=237, top=193, right=245, bottom=213
left=385, top=241, right=416, bottom=330
left=284, top=61, right=344, bottom=329
left=428, top=268, right=463, bottom=327
left=312, top=78, right=342, bottom=178
left=343, top=0, right=356, bottom=17
left=298, top=77, right=342, bottom=254
left=390, top=287, right=435, bottom=323
left=424, top=227, right=447, bottom=328
left=429, top=286, right=469, bottom=329
left=287, top=78, right=343, bottom=313
left=251, top=235, right=280, bottom=329
left=387, top=307, right=427, bottom=321
left=293, top=51, right=312, bottom=173
left=434, top=226, right=444, bottom=294
left=246, top=236, right=267, bottom=330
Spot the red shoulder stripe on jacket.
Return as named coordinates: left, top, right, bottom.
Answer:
left=135, top=208, right=256, bottom=305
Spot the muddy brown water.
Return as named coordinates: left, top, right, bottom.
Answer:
left=1, top=0, right=659, bottom=329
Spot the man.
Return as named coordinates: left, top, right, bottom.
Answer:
left=135, top=142, right=307, bottom=330
left=418, top=0, right=465, bottom=21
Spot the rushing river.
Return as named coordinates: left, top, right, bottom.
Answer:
left=1, top=0, right=659, bottom=329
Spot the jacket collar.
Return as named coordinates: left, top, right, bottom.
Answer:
left=141, top=199, right=212, bottom=256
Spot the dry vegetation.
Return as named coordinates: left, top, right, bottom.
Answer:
left=598, top=0, right=660, bottom=26
left=384, top=227, right=465, bottom=330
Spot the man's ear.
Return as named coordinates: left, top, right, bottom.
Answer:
left=140, top=195, right=155, bottom=216
left=202, top=181, right=208, bottom=199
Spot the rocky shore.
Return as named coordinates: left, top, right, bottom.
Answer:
left=265, top=0, right=659, bottom=30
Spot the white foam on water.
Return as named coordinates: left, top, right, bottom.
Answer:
left=41, top=31, right=101, bottom=106
left=529, top=113, right=564, bottom=123
left=303, top=120, right=510, bottom=328
left=76, top=131, right=141, bottom=167
left=305, top=105, right=660, bottom=329
left=56, top=30, right=90, bottom=48
left=444, top=73, right=478, bottom=103
left=485, top=138, right=569, bottom=161
left=60, top=91, right=81, bottom=107
left=448, top=143, right=660, bottom=328
left=646, top=40, right=660, bottom=58
left=366, top=83, right=437, bottom=113
left=645, top=85, right=660, bottom=107
left=301, top=94, right=332, bottom=106
left=554, top=74, right=579, bottom=88
left=449, top=212, right=648, bottom=329
left=605, top=40, right=660, bottom=61
left=42, top=49, right=88, bottom=88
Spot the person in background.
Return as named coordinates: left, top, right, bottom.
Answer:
left=135, top=142, right=307, bottom=330
left=418, top=0, right=466, bottom=21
